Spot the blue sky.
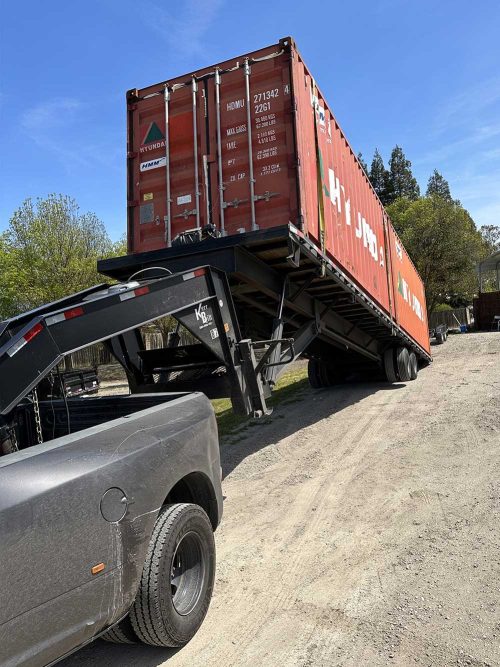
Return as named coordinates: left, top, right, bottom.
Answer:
left=1, top=0, right=499, bottom=240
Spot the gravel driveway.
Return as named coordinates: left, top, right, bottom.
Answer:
left=61, top=332, right=500, bottom=667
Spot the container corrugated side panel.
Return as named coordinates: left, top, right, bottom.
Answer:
left=388, top=224, right=430, bottom=353
left=290, top=44, right=392, bottom=315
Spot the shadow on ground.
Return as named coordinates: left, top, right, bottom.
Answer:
left=220, top=379, right=405, bottom=479
left=59, top=377, right=405, bottom=666
left=58, top=639, right=179, bottom=666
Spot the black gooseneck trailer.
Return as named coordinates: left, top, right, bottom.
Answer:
left=0, top=223, right=431, bottom=454
left=99, top=224, right=431, bottom=391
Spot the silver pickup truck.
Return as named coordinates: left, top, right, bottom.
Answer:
left=0, top=392, right=223, bottom=667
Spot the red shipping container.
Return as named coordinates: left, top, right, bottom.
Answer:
left=126, top=37, right=430, bottom=355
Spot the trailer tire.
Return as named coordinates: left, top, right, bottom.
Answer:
left=102, top=616, right=138, bottom=644
left=435, top=333, right=444, bottom=344
left=130, top=503, right=215, bottom=648
left=409, top=352, right=418, bottom=380
left=307, top=358, right=323, bottom=388
left=307, top=358, right=343, bottom=388
left=383, top=348, right=398, bottom=383
left=396, top=347, right=411, bottom=382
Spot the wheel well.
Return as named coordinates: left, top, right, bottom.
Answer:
left=163, top=472, right=218, bottom=530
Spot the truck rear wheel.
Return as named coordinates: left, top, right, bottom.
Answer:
left=101, top=615, right=138, bottom=644
left=130, top=503, right=215, bottom=648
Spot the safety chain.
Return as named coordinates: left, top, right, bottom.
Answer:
left=32, top=387, right=43, bottom=445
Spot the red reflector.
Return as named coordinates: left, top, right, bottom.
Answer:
left=134, top=286, right=150, bottom=297
left=64, top=307, right=84, bottom=320
left=194, top=268, right=205, bottom=277
left=24, top=323, right=43, bottom=343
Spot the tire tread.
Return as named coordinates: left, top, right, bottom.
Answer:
left=130, top=503, right=214, bottom=648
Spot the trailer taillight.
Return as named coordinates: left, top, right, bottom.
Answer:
left=64, top=307, right=84, bottom=320
left=182, top=268, right=206, bottom=281
left=46, top=306, right=84, bottom=326
left=7, top=322, right=44, bottom=357
left=24, top=323, right=43, bottom=342
left=119, top=285, right=150, bottom=301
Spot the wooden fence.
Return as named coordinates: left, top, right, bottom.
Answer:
left=428, top=307, right=473, bottom=330
left=64, top=328, right=194, bottom=369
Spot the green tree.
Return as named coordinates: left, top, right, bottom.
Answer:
left=0, top=194, right=117, bottom=318
left=388, top=145, right=420, bottom=202
left=479, top=224, right=500, bottom=252
left=426, top=169, right=452, bottom=201
left=0, top=235, right=21, bottom=318
left=369, top=149, right=393, bottom=205
left=387, top=196, right=484, bottom=312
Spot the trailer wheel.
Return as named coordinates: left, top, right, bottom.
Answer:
left=383, top=348, right=398, bottom=383
left=396, top=347, right=411, bottom=382
left=409, top=352, right=418, bottom=380
left=435, top=333, right=444, bottom=344
left=307, top=358, right=343, bottom=388
left=307, top=358, right=323, bottom=388
left=130, top=503, right=215, bottom=648
left=102, top=615, right=138, bottom=644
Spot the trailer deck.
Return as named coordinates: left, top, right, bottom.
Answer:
left=99, top=224, right=432, bottom=373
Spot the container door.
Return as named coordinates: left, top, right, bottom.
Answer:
left=128, top=49, right=299, bottom=253
left=209, top=55, right=298, bottom=236
left=127, top=81, right=209, bottom=252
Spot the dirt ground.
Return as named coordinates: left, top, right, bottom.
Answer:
left=61, top=332, right=500, bottom=667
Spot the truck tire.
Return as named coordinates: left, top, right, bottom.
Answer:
left=409, top=352, right=418, bottom=380
left=383, top=348, right=398, bottom=383
left=101, top=615, right=138, bottom=644
left=396, top=347, right=411, bottom=382
left=130, top=503, right=215, bottom=648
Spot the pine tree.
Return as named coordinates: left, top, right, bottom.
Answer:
left=357, top=152, right=369, bottom=175
left=426, top=169, right=452, bottom=201
left=388, top=145, right=420, bottom=202
left=369, top=149, right=392, bottom=205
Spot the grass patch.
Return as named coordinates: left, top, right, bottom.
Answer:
left=213, top=364, right=309, bottom=437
